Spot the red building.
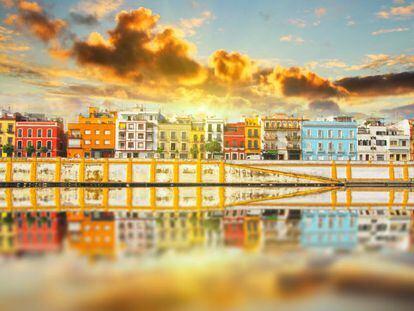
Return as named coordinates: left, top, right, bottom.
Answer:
left=224, top=122, right=245, bottom=160
left=15, top=119, right=65, bottom=157
left=15, top=212, right=66, bottom=254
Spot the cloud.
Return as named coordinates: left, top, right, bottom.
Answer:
left=1, top=0, right=14, bottom=8
left=70, top=12, right=99, bottom=26
left=4, top=1, right=66, bottom=43
left=288, top=18, right=306, bottom=28
left=177, top=11, right=213, bottom=36
left=308, top=99, right=341, bottom=116
left=314, top=7, right=327, bottom=18
left=377, top=2, right=414, bottom=19
left=348, top=54, right=414, bottom=71
left=381, top=103, right=414, bottom=119
left=279, top=34, right=304, bottom=44
left=335, top=71, right=414, bottom=97
left=372, top=27, right=410, bottom=35
left=72, top=0, right=124, bottom=20
left=307, top=59, right=348, bottom=70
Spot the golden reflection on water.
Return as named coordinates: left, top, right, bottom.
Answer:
left=0, top=188, right=414, bottom=310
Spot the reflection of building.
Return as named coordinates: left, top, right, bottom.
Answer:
left=244, top=117, right=261, bottom=157
left=115, top=109, right=164, bottom=159
left=224, top=122, right=245, bottom=160
left=261, top=115, right=304, bottom=160
left=0, top=112, right=25, bottom=157
left=359, top=118, right=410, bottom=161
left=68, top=212, right=115, bottom=259
left=116, top=212, right=156, bottom=256
left=223, top=209, right=245, bottom=247
left=15, top=119, right=66, bottom=157
left=205, top=117, right=224, bottom=159
left=0, top=212, right=15, bottom=254
left=301, top=116, right=357, bottom=161
left=301, top=210, right=358, bottom=250
left=67, top=107, right=117, bottom=158
left=158, top=117, right=192, bottom=159
left=358, top=209, right=411, bottom=251
left=244, top=214, right=262, bottom=251
left=15, top=212, right=66, bottom=254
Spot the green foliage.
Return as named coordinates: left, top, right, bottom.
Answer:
left=2, top=144, right=14, bottom=157
left=39, top=146, right=48, bottom=153
left=205, top=140, right=222, bottom=154
left=25, top=145, right=35, bottom=156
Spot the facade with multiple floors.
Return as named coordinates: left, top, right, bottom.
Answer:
left=262, top=114, right=304, bottom=160
left=224, top=122, right=245, bottom=160
left=115, top=110, right=163, bottom=159
left=158, top=117, right=192, bottom=159
left=190, top=119, right=205, bottom=159
left=0, top=112, right=24, bottom=157
left=67, top=107, right=117, bottom=158
left=395, top=119, right=414, bottom=160
left=301, top=116, right=358, bottom=161
left=358, top=118, right=410, bottom=161
left=15, top=119, right=65, bottom=157
left=205, top=117, right=224, bottom=159
left=244, top=116, right=261, bottom=157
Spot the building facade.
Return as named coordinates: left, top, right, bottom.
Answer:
left=358, top=118, right=410, bottom=161
left=15, top=119, right=65, bottom=157
left=205, top=117, right=224, bottom=159
left=301, top=117, right=358, bottom=161
left=115, top=110, right=163, bottom=159
left=158, top=117, right=192, bottom=159
left=244, top=116, right=261, bottom=158
left=395, top=119, right=414, bottom=161
left=224, top=122, right=245, bottom=160
left=0, top=112, right=24, bottom=157
left=190, top=119, right=205, bottom=160
left=67, top=107, right=117, bottom=158
left=261, top=114, right=304, bottom=160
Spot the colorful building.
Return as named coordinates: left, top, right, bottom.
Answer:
left=67, top=107, right=117, bottom=158
left=395, top=119, right=413, bottom=161
left=244, top=116, right=261, bottom=157
left=0, top=112, right=25, bottom=157
left=158, top=117, right=192, bottom=159
left=301, top=116, right=358, bottom=161
left=205, top=117, right=224, bottom=159
left=15, top=119, right=66, bottom=157
left=224, top=122, right=245, bottom=160
left=262, top=114, right=304, bottom=160
left=115, top=110, right=163, bottom=159
left=190, top=119, right=205, bottom=159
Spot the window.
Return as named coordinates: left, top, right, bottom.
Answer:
left=338, top=142, right=343, bottom=152
left=318, top=142, right=323, bottom=151
left=104, top=130, right=110, bottom=135
left=328, top=130, right=333, bottom=138
left=138, top=124, right=144, bottom=130
left=307, top=129, right=311, bottom=137
left=254, top=140, right=258, bottom=148
left=47, top=141, right=52, bottom=149
left=317, top=130, right=323, bottom=138
left=248, top=129, right=252, bottom=137
left=306, top=142, right=311, bottom=151
left=338, top=130, right=343, bottom=138
left=127, top=142, right=134, bottom=148
left=95, top=140, right=100, bottom=145
left=128, top=124, right=134, bottom=130
left=85, top=140, right=91, bottom=145
left=84, top=130, right=91, bottom=135
left=160, top=143, right=165, bottom=150
left=17, top=141, right=22, bottom=149
left=208, top=124, right=212, bottom=132
left=119, top=123, right=126, bottom=130
left=47, top=129, right=52, bottom=138
left=128, top=133, right=134, bottom=139
left=137, top=142, right=144, bottom=148
left=171, top=143, right=176, bottom=151
left=390, top=140, right=397, bottom=146
left=27, top=141, right=32, bottom=147
left=104, top=140, right=110, bottom=145
left=349, top=143, right=355, bottom=152
left=171, top=132, right=176, bottom=140
left=181, top=143, right=186, bottom=151
left=95, top=130, right=100, bottom=135
left=28, top=129, right=32, bottom=137
left=248, top=140, right=252, bottom=148
left=216, top=124, right=221, bottom=132
left=137, top=133, right=144, bottom=139
left=181, top=132, right=187, bottom=140
left=37, top=129, right=42, bottom=137
left=160, top=131, right=166, bottom=140
left=350, top=130, right=355, bottom=138
left=254, top=129, right=258, bottom=137
left=402, top=140, right=407, bottom=147
left=36, top=141, right=41, bottom=149
left=18, top=129, right=23, bottom=137
left=328, top=142, right=333, bottom=151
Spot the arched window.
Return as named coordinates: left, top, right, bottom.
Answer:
left=17, top=129, right=23, bottom=137
left=37, top=129, right=42, bottom=137
left=28, top=129, right=32, bottom=137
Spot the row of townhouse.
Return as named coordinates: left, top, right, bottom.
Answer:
left=0, top=106, right=412, bottom=161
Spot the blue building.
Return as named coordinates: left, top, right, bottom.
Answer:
left=300, top=210, right=358, bottom=250
left=301, top=116, right=357, bottom=161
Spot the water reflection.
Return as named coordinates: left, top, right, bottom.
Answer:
left=1, top=208, right=413, bottom=259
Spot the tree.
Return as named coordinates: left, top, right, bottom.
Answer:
left=2, top=144, right=14, bottom=157
left=205, top=140, right=222, bottom=158
left=190, top=145, right=199, bottom=159
left=39, top=146, right=48, bottom=155
left=26, top=145, right=35, bottom=157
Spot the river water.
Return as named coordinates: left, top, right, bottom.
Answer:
left=1, top=187, right=414, bottom=310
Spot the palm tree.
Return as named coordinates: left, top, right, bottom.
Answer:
left=26, top=145, right=35, bottom=157
left=2, top=144, right=14, bottom=157
left=39, top=146, right=48, bottom=156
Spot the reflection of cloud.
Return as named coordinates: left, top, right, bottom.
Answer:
left=372, top=27, right=409, bottom=35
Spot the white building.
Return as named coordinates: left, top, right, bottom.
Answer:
left=357, top=118, right=409, bottom=161
left=205, top=117, right=224, bottom=159
left=115, top=109, right=164, bottom=158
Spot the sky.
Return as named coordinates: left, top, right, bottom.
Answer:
left=0, top=0, right=413, bottom=122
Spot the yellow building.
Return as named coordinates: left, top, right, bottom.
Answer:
left=67, top=107, right=117, bottom=158
left=190, top=119, right=205, bottom=159
left=158, top=117, right=192, bottom=159
left=0, top=112, right=24, bottom=157
left=244, top=116, right=261, bottom=156
left=0, top=212, right=15, bottom=254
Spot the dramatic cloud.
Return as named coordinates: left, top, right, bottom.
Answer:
left=4, top=1, right=66, bottom=43
left=372, top=27, right=409, bottom=35
left=262, top=67, right=349, bottom=99
left=208, top=50, right=256, bottom=83
left=377, top=2, right=414, bottom=19
left=308, top=99, right=341, bottom=116
left=279, top=34, right=304, bottom=44
left=177, top=11, right=213, bottom=36
left=71, top=7, right=207, bottom=85
left=381, top=103, right=414, bottom=119
left=335, top=71, right=414, bottom=97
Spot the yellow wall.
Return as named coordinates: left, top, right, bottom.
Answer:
left=244, top=117, right=261, bottom=155
left=190, top=121, right=205, bottom=160
left=158, top=121, right=192, bottom=159
left=0, top=119, right=16, bottom=157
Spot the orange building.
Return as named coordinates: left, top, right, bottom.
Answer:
left=67, top=107, right=117, bottom=158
